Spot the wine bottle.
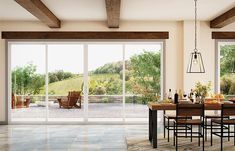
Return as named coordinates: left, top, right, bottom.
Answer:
left=174, top=90, right=179, bottom=104
left=183, top=91, right=187, bottom=99
left=189, top=89, right=194, bottom=102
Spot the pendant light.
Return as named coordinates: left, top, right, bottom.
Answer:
left=187, top=0, right=205, bottom=73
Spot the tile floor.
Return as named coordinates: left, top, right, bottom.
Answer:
left=0, top=124, right=152, bottom=151
left=1, top=111, right=221, bottom=151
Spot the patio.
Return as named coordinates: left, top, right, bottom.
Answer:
left=11, top=102, right=148, bottom=120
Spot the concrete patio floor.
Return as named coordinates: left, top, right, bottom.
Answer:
left=11, top=103, right=149, bottom=120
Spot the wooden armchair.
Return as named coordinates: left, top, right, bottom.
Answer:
left=58, top=91, right=82, bottom=109
left=12, top=94, right=30, bottom=109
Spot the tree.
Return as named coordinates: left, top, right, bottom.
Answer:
left=49, top=70, right=73, bottom=83
left=49, top=73, right=59, bottom=83
left=12, top=63, right=45, bottom=95
left=220, top=45, right=235, bottom=95
left=30, top=74, right=45, bottom=94
left=93, top=61, right=123, bottom=74
left=220, top=74, right=235, bottom=95
left=220, top=45, right=235, bottom=76
left=130, top=51, right=161, bottom=103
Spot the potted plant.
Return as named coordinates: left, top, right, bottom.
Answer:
left=194, top=81, right=212, bottom=103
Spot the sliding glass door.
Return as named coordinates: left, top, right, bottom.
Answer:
left=217, top=41, right=235, bottom=99
left=125, top=44, right=162, bottom=121
left=47, top=44, right=84, bottom=121
left=9, top=41, right=163, bottom=123
left=88, top=44, right=123, bottom=121
left=10, top=44, right=46, bottom=122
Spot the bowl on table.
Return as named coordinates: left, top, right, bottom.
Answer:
left=179, top=99, right=193, bottom=104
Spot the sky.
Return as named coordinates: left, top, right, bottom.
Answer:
left=11, top=44, right=161, bottom=74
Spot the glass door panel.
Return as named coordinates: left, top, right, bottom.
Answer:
left=88, top=44, right=123, bottom=121
left=125, top=44, right=162, bottom=121
left=219, top=42, right=235, bottom=99
left=11, top=44, right=46, bottom=122
left=9, top=42, right=163, bottom=123
left=47, top=44, right=84, bottom=121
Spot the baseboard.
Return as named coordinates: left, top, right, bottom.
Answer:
left=0, top=121, right=8, bottom=125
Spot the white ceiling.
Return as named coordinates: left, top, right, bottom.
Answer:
left=0, top=0, right=234, bottom=21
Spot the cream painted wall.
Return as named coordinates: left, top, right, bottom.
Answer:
left=183, top=21, right=235, bottom=92
left=0, top=20, right=234, bottom=122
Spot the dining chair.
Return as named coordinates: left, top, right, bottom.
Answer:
left=211, top=104, right=235, bottom=150
left=204, top=111, right=229, bottom=141
left=163, top=111, right=192, bottom=142
left=174, top=104, right=204, bottom=151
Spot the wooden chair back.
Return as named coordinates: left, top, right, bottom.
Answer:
left=68, top=91, right=81, bottom=98
left=222, top=104, right=235, bottom=116
left=67, top=91, right=81, bottom=105
left=177, top=104, right=204, bottom=117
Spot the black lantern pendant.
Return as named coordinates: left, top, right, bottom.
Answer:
left=187, top=51, right=205, bottom=73
left=187, top=0, right=205, bottom=73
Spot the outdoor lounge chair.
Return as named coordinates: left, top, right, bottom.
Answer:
left=12, top=94, right=30, bottom=109
left=57, top=91, right=82, bottom=109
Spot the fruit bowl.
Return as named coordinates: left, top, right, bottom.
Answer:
left=204, top=98, right=219, bottom=104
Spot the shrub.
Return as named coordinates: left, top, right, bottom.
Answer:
left=229, top=84, right=235, bottom=94
left=220, top=74, right=235, bottom=95
left=102, top=97, right=109, bottom=103
left=49, top=70, right=74, bottom=83
left=119, top=69, right=131, bottom=81
left=94, top=86, right=106, bottom=95
left=49, top=90, right=55, bottom=95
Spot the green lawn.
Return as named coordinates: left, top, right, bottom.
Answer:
left=40, top=73, right=120, bottom=95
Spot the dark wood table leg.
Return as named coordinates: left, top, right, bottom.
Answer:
left=163, top=110, right=166, bottom=138
left=149, top=108, right=152, bottom=141
left=152, top=110, right=158, bottom=148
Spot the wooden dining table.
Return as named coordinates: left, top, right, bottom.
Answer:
left=148, top=102, right=222, bottom=148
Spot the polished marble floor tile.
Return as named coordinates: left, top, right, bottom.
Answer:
left=0, top=125, right=149, bottom=151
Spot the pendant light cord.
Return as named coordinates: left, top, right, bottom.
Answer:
left=194, top=0, right=197, bottom=51
left=187, top=0, right=205, bottom=73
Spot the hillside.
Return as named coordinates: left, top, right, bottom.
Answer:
left=40, top=73, right=120, bottom=95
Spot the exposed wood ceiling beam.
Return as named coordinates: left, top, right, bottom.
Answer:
left=105, top=0, right=121, bottom=28
left=1, top=31, right=169, bottom=39
left=212, top=32, right=235, bottom=39
left=210, top=7, right=235, bottom=28
left=15, top=0, right=61, bottom=28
